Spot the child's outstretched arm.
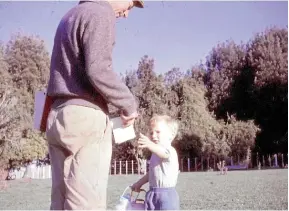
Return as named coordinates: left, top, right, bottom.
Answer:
left=138, top=133, right=169, bottom=159
left=131, top=173, right=149, bottom=192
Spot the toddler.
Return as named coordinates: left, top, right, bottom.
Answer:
left=131, top=115, right=180, bottom=210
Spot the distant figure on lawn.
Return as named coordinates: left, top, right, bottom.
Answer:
left=131, top=115, right=180, bottom=210
left=217, top=160, right=228, bottom=175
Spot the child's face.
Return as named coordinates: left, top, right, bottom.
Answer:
left=149, top=120, right=173, bottom=146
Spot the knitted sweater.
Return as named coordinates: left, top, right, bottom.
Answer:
left=47, top=0, right=137, bottom=116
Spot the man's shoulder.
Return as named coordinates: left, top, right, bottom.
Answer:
left=77, top=1, right=115, bottom=20
left=60, top=1, right=114, bottom=25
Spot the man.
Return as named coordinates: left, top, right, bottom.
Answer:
left=46, top=0, right=144, bottom=210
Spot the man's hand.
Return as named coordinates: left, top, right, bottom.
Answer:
left=138, top=133, right=153, bottom=149
left=120, top=111, right=138, bottom=127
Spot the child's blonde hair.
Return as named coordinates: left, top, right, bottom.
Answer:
left=149, top=114, right=179, bottom=141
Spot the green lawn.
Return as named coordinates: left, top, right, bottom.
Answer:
left=0, top=169, right=287, bottom=210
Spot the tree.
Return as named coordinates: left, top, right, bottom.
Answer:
left=173, top=75, right=230, bottom=158
left=0, top=43, right=20, bottom=168
left=1, top=33, right=50, bottom=168
left=174, top=66, right=260, bottom=158
left=247, top=27, right=288, bottom=153
left=247, top=27, right=288, bottom=87
left=205, top=40, right=247, bottom=119
left=221, top=114, right=260, bottom=157
left=164, top=67, right=184, bottom=87
left=204, top=27, right=288, bottom=154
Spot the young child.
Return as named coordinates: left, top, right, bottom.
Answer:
left=131, top=115, right=180, bottom=210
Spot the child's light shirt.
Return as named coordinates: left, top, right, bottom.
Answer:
left=148, top=145, right=179, bottom=188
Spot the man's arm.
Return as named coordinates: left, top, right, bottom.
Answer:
left=82, top=10, right=137, bottom=116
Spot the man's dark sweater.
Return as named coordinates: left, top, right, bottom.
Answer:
left=47, top=0, right=137, bottom=116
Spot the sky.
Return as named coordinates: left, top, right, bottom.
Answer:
left=0, top=1, right=288, bottom=75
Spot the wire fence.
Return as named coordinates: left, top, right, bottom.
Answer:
left=5, top=153, right=288, bottom=180
left=109, top=153, right=288, bottom=175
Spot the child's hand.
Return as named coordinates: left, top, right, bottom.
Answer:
left=138, top=133, right=153, bottom=149
left=131, top=182, right=142, bottom=192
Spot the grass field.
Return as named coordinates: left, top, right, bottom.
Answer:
left=0, top=169, right=287, bottom=210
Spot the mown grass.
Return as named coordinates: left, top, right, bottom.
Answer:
left=0, top=169, right=287, bottom=210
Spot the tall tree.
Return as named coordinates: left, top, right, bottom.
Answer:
left=205, top=27, right=288, bottom=154
left=205, top=40, right=247, bottom=119
left=2, top=33, right=50, bottom=168
left=0, top=43, right=19, bottom=168
left=173, top=75, right=230, bottom=158
left=247, top=27, right=288, bottom=153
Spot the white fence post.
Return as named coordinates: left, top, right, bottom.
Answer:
left=144, top=160, right=147, bottom=175
left=114, top=160, right=116, bottom=175
left=37, top=167, right=40, bottom=179
left=48, top=165, right=51, bottom=178
left=119, top=161, right=122, bottom=175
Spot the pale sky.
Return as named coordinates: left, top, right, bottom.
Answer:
left=0, top=1, right=287, bottom=74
